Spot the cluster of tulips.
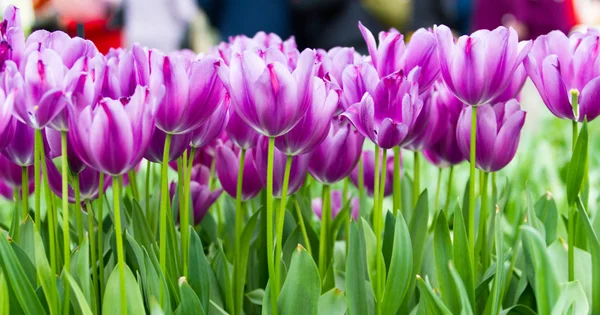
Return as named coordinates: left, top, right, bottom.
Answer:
left=1, top=3, right=600, bottom=315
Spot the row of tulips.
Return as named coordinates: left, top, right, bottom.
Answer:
left=0, top=3, right=598, bottom=315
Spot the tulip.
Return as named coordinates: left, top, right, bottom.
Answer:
left=2, top=120, right=35, bottom=167
left=190, top=95, right=230, bottom=149
left=490, top=65, right=527, bottom=103
left=341, top=68, right=425, bottom=149
left=524, top=30, right=600, bottom=121
left=103, top=44, right=151, bottom=99
left=350, top=149, right=395, bottom=197
left=24, top=30, right=98, bottom=69
left=456, top=99, right=526, bottom=172
left=312, top=190, right=359, bottom=221
left=69, top=86, right=156, bottom=176
left=144, top=128, right=192, bottom=163
left=0, top=154, right=34, bottom=194
left=216, top=144, right=263, bottom=201
left=359, top=22, right=440, bottom=92
left=170, top=164, right=222, bottom=225
left=434, top=25, right=532, bottom=106
left=46, top=160, right=108, bottom=203
left=309, top=120, right=365, bottom=185
left=0, top=88, right=15, bottom=152
left=316, top=47, right=359, bottom=87
left=340, top=61, right=379, bottom=111
left=226, top=109, right=260, bottom=150
left=150, top=52, right=224, bottom=134
left=254, top=137, right=310, bottom=197
left=274, top=77, right=339, bottom=155
left=0, top=5, right=25, bottom=68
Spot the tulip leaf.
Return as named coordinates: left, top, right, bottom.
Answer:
left=64, top=271, right=94, bottom=315
left=453, top=203, right=475, bottom=309
left=101, top=263, right=145, bottom=315
left=0, top=234, right=45, bottom=315
left=278, top=245, right=320, bottom=315
left=449, top=262, right=474, bottom=315
left=485, top=208, right=505, bottom=315
left=566, top=120, right=588, bottom=206
left=246, top=289, right=264, bottom=306
left=551, top=281, right=588, bottom=315
left=188, top=227, right=211, bottom=315
left=211, top=244, right=234, bottom=314
left=381, top=212, right=412, bottom=314
left=534, top=193, right=558, bottom=245
left=416, top=276, right=453, bottom=315
left=318, top=288, right=347, bottom=315
left=360, top=217, right=379, bottom=292
left=33, top=227, right=59, bottom=315
left=0, top=271, right=9, bottom=314
left=73, top=234, right=97, bottom=313
left=346, top=220, right=370, bottom=315
left=576, top=197, right=600, bottom=314
left=499, top=304, right=537, bottom=315
left=382, top=212, right=396, bottom=272
left=177, top=279, right=206, bottom=315
left=434, top=210, right=460, bottom=313
left=130, top=199, right=155, bottom=248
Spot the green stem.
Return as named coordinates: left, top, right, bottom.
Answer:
left=468, top=106, right=478, bottom=269
left=209, top=159, right=223, bottom=235
left=180, top=152, right=193, bottom=278
left=372, top=145, right=381, bottom=307
left=34, top=129, right=42, bottom=230
left=186, top=148, right=196, bottom=228
left=112, top=176, right=127, bottom=315
left=159, top=134, right=172, bottom=302
left=97, top=173, right=105, bottom=301
left=38, top=131, right=58, bottom=272
left=434, top=168, right=443, bottom=211
left=60, top=131, right=71, bottom=315
left=568, top=206, right=575, bottom=281
left=13, top=187, right=20, bottom=243
left=392, top=147, right=401, bottom=216
left=145, top=161, right=151, bottom=212
left=265, top=137, right=277, bottom=315
left=86, top=202, right=98, bottom=312
left=294, top=197, right=312, bottom=255
left=343, top=177, right=350, bottom=253
left=318, top=184, right=331, bottom=278
left=413, top=151, right=420, bottom=207
left=21, top=167, right=29, bottom=219
left=74, top=174, right=84, bottom=244
left=377, top=148, right=387, bottom=309
left=444, top=166, right=454, bottom=213
left=128, top=170, right=139, bottom=201
left=233, top=148, right=247, bottom=315
left=491, top=172, right=497, bottom=209
left=480, top=172, right=490, bottom=269
left=274, top=155, right=293, bottom=302
left=358, top=155, right=365, bottom=218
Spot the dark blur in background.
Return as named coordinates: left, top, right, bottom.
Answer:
left=7, top=0, right=595, bottom=54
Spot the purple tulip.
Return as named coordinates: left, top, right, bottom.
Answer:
left=0, top=5, right=25, bottom=68
left=316, top=47, right=360, bottom=87
left=46, top=159, right=109, bottom=203
left=524, top=30, right=600, bottom=121
left=309, top=120, right=365, bottom=185
left=226, top=109, right=260, bottom=150
left=254, top=137, right=310, bottom=197
left=171, top=164, right=222, bottom=224
left=0, top=154, right=34, bottom=192
left=341, top=68, right=425, bottom=149
left=24, top=30, right=98, bottom=69
left=190, top=95, right=230, bottom=148
left=216, top=144, right=263, bottom=201
left=2, top=120, right=35, bottom=166
left=274, top=78, right=339, bottom=155
left=312, top=190, right=359, bottom=221
left=423, top=82, right=466, bottom=167
left=490, top=64, right=527, bottom=103
left=0, top=181, right=12, bottom=199
left=340, top=61, right=379, bottom=111
left=350, top=149, right=395, bottom=197
left=0, top=88, right=15, bottom=151
left=144, top=128, right=191, bottom=163
left=456, top=99, right=526, bottom=172
left=220, top=48, right=316, bottom=137
left=435, top=25, right=532, bottom=106
left=103, top=44, right=150, bottom=99
left=150, top=52, right=224, bottom=134
left=69, top=86, right=156, bottom=176
left=359, top=22, right=440, bottom=92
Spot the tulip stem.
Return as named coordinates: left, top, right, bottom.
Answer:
left=275, top=155, right=292, bottom=299
left=343, top=177, right=350, bottom=253
left=434, top=168, right=443, bottom=211
left=86, top=202, right=98, bottom=312
left=468, top=106, right=478, bottom=270
left=377, top=148, right=387, bottom=306
left=372, top=145, right=382, bottom=306
left=21, top=166, right=29, bottom=219
left=13, top=188, right=20, bottom=242
left=392, top=147, right=401, bottom=216
left=413, top=151, right=420, bottom=207
left=294, top=197, right=312, bottom=256
left=145, top=162, right=151, bottom=212
left=568, top=115, right=578, bottom=282
left=60, top=131, right=71, bottom=315
left=318, top=184, right=331, bottom=279
left=181, top=148, right=194, bottom=279
left=128, top=170, right=139, bottom=201
left=265, top=137, right=277, bottom=315
left=33, top=129, right=42, bottom=230
left=159, top=133, right=172, bottom=302
left=479, top=172, right=490, bottom=269
left=444, top=166, right=454, bottom=213
left=186, top=148, right=196, bottom=228
left=358, top=155, right=365, bottom=218
left=234, top=148, right=247, bottom=315
left=74, top=174, right=84, bottom=244
left=209, top=159, right=222, bottom=235
left=97, top=173, right=105, bottom=301
left=112, top=176, right=127, bottom=315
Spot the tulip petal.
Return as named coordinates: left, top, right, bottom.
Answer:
left=578, top=76, right=600, bottom=122
left=490, top=106, right=525, bottom=171
left=540, top=55, right=575, bottom=120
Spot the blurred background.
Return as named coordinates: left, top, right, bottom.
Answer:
left=1, top=0, right=598, bottom=54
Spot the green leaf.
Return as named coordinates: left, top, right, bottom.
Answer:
left=318, top=288, right=347, bottom=315
left=381, top=212, right=412, bottom=314
left=360, top=217, right=378, bottom=289
left=453, top=203, right=475, bottom=309
left=520, top=225, right=560, bottom=315
left=177, top=278, right=206, bottom=315
left=551, top=281, right=588, bottom=315
left=278, top=245, right=320, bottom=315
left=0, top=271, right=9, bottom=315
left=448, top=262, right=474, bottom=315
left=246, top=289, right=264, bottom=306
left=499, top=304, right=537, bottom=315
left=64, top=272, right=94, bottom=315
left=262, top=281, right=272, bottom=315
left=433, top=211, right=460, bottom=313
left=416, top=276, right=453, bottom=315
left=188, top=227, right=211, bottom=315
left=211, top=245, right=233, bottom=314
left=101, top=264, right=146, bottom=315
left=485, top=209, right=505, bottom=315
left=129, top=199, right=155, bottom=248
left=74, top=235, right=96, bottom=314
left=33, top=228, right=59, bottom=315
left=345, top=221, right=369, bottom=315
left=575, top=197, right=600, bottom=314
left=0, top=234, right=45, bottom=315
left=382, top=212, right=396, bottom=272
left=566, top=120, right=588, bottom=206
left=534, top=193, right=558, bottom=245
